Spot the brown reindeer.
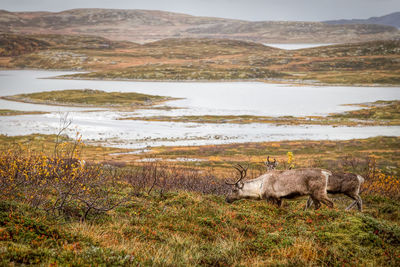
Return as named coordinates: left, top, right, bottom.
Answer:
left=305, top=172, right=364, bottom=211
left=262, top=159, right=364, bottom=211
left=265, top=156, right=278, bottom=170
left=225, top=164, right=334, bottom=209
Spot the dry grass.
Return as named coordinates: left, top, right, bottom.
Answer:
left=2, top=33, right=400, bottom=85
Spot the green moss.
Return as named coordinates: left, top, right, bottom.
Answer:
left=2, top=89, right=174, bottom=108
left=333, top=100, right=400, bottom=121
left=0, top=201, right=136, bottom=266
left=1, top=182, right=400, bottom=265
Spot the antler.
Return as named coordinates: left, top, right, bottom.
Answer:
left=266, top=156, right=276, bottom=164
left=265, top=156, right=277, bottom=170
left=225, top=164, right=248, bottom=185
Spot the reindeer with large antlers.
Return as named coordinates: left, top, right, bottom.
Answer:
left=225, top=164, right=334, bottom=209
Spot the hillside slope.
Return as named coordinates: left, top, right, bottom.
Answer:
left=325, top=12, right=400, bottom=29
left=1, top=33, right=399, bottom=85
left=0, top=8, right=399, bottom=43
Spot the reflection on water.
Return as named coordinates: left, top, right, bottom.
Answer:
left=0, top=70, right=399, bottom=149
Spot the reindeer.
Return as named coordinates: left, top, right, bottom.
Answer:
left=262, top=158, right=364, bottom=211
left=225, top=164, right=334, bottom=209
left=265, top=156, right=278, bottom=170
left=305, top=172, right=364, bottom=211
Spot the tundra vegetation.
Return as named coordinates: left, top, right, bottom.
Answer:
left=1, top=25, right=400, bottom=266
left=0, top=89, right=174, bottom=109
left=0, top=133, right=399, bottom=266
left=1, top=33, right=400, bottom=85
left=1, top=9, right=399, bottom=43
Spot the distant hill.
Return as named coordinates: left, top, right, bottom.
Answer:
left=325, top=12, right=400, bottom=29
left=0, top=33, right=135, bottom=56
left=0, top=8, right=399, bottom=44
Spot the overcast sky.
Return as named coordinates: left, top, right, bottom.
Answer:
left=1, top=0, right=399, bottom=21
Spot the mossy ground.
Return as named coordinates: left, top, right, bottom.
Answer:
left=1, top=134, right=399, bottom=265
left=1, top=193, right=399, bottom=266
left=1, top=89, right=174, bottom=109
left=0, top=201, right=137, bottom=266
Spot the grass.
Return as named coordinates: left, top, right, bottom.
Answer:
left=1, top=134, right=399, bottom=175
left=1, top=89, right=176, bottom=109
left=120, top=100, right=400, bottom=126
left=146, top=136, right=400, bottom=174
left=0, top=134, right=129, bottom=163
left=1, top=192, right=399, bottom=266
left=66, top=64, right=284, bottom=81
left=0, top=134, right=399, bottom=265
left=333, top=100, right=400, bottom=121
left=0, top=201, right=137, bottom=266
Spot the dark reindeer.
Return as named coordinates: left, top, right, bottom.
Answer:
left=305, top=172, right=364, bottom=211
left=225, top=164, right=333, bottom=209
left=262, top=157, right=364, bottom=211
left=265, top=156, right=278, bottom=170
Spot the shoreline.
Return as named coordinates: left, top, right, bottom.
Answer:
left=1, top=68, right=399, bottom=87
left=0, top=95, right=178, bottom=110
left=51, top=75, right=400, bottom=88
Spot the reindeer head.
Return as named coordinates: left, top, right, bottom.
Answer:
left=225, top=164, right=248, bottom=203
left=265, top=156, right=278, bottom=171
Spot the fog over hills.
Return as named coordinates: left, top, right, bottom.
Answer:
left=0, top=8, right=399, bottom=43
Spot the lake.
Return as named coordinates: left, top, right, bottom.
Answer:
left=263, top=43, right=334, bottom=50
left=0, top=70, right=399, bottom=149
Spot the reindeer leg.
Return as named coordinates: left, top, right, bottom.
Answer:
left=320, top=196, right=334, bottom=209
left=357, top=196, right=363, bottom=212
left=312, top=189, right=332, bottom=209
left=276, top=198, right=283, bottom=208
left=345, top=194, right=362, bottom=212
left=305, top=197, right=313, bottom=210
left=313, top=200, right=321, bottom=210
left=345, top=201, right=357, bottom=211
left=310, top=196, right=322, bottom=210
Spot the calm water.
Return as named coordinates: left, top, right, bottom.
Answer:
left=263, top=43, right=334, bottom=50
left=0, top=70, right=399, bottom=149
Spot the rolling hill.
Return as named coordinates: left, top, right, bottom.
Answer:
left=325, top=12, right=400, bottom=29
left=0, top=8, right=399, bottom=44
left=1, top=32, right=399, bottom=85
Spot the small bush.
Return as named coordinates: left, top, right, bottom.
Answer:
left=0, top=142, right=125, bottom=221
left=124, top=162, right=230, bottom=196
